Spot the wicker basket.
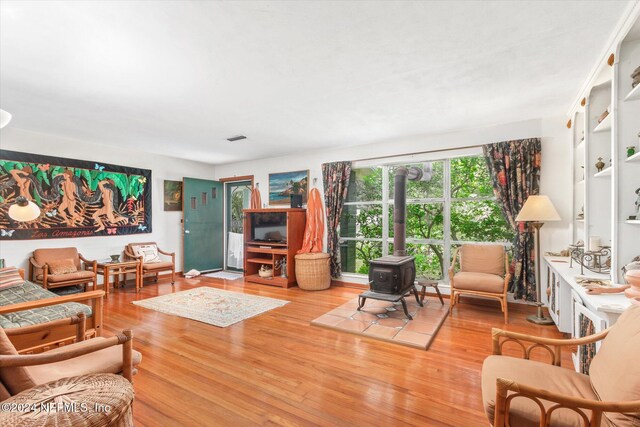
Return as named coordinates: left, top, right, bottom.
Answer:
left=295, top=252, right=331, bottom=290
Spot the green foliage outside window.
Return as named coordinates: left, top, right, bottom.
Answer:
left=339, top=156, right=514, bottom=279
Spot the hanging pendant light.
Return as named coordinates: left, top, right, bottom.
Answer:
left=8, top=196, right=41, bottom=222
left=0, top=110, right=12, bottom=129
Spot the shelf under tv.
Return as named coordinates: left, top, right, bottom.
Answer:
left=247, top=241, right=288, bottom=247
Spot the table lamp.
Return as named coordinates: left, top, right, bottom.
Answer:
left=515, top=195, right=561, bottom=325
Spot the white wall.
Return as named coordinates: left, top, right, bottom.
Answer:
left=215, top=117, right=573, bottom=282
left=0, top=128, right=215, bottom=272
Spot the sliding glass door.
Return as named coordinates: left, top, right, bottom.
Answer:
left=225, top=180, right=251, bottom=272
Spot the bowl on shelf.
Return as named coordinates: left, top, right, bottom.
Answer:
left=258, top=265, right=273, bottom=278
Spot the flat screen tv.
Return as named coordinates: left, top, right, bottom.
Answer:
left=250, top=212, right=287, bottom=243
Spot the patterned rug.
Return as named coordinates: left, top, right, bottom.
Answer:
left=311, top=296, right=448, bottom=350
left=133, top=287, right=289, bottom=327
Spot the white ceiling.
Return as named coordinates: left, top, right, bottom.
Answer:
left=0, top=1, right=632, bottom=164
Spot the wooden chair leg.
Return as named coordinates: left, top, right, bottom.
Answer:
left=449, top=289, right=456, bottom=315
left=171, top=268, right=175, bottom=285
left=503, top=297, right=508, bottom=324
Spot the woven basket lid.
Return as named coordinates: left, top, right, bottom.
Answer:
left=295, top=252, right=330, bottom=260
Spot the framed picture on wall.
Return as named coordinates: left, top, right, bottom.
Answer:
left=0, top=149, right=152, bottom=240
left=163, top=180, right=183, bottom=211
left=268, top=170, right=308, bottom=206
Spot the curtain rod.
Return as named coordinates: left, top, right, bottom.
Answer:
left=352, top=142, right=487, bottom=163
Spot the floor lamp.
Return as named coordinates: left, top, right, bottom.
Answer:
left=515, top=195, right=561, bottom=325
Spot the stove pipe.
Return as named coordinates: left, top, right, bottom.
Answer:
left=393, top=166, right=423, bottom=256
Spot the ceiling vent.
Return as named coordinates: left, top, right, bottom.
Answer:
left=227, top=135, right=247, bottom=142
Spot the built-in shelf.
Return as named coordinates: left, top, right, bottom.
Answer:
left=594, top=167, right=612, bottom=177
left=575, top=220, right=585, bottom=225
left=624, top=84, right=640, bottom=102
left=576, top=179, right=585, bottom=185
left=625, top=151, right=640, bottom=162
left=593, top=114, right=612, bottom=133
left=625, top=220, right=640, bottom=225
left=576, top=139, right=585, bottom=149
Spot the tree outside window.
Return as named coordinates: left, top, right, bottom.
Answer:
left=339, top=155, right=514, bottom=281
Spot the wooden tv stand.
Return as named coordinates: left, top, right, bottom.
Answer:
left=243, top=208, right=306, bottom=288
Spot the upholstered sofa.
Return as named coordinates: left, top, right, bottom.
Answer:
left=0, top=268, right=103, bottom=353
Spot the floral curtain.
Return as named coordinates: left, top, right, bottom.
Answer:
left=322, top=161, right=352, bottom=278
left=483, top=138, right=541, bottom=301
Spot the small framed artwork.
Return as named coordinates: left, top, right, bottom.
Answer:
left=268, top=170, right=309, bottom=206
left=164, top=180, right=183, bottom=211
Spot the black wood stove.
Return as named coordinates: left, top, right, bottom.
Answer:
left=357, top=166, right=425, bottom=320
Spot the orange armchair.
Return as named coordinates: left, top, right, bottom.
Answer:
left=125, top=242, right=175, bottom=285
left=449, top=244, right=510, bottom=323
left=29, top=247, right=97, bottom=291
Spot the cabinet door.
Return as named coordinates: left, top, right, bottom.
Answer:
left=572, top=304, right=606, bottom=374
left=549, top=272, right=558, bottom=323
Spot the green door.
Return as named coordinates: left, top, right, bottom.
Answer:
left=183, top=178, right=223, bottom=272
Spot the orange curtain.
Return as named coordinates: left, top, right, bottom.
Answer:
left=298, top=188, right=324, bottom=253
left=250, top=186, right=262, bottom=209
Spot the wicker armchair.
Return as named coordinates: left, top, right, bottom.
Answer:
left=124, top=242, right=175, bottom=285
left=449, top=244, right=510, bottom=323
left=0, top=313, right=141, bottom=401
left=482, top=304, right=640, bottom=426
left=29, top=247, right=97, bottom=291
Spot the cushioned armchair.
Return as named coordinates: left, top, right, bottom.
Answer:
left=29, top=247, right=97, bottom=291
left=125, top=242, right=175, bottom=285
left=0, top=313, right=141, bottom=401
left=449, top=244, right=510, bottom=323
left=482, top=305, right=640, bottom=427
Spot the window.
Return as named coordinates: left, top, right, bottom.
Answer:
left=339, top=154, right=514, bottom=281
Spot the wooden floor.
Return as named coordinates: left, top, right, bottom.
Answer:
left=102, top=276, right=571, bottom=427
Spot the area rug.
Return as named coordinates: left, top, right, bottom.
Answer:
left=132, top=287, right=288, bottom=327
left=203, top=271, right=243, bottom=280
left=311, top=296, right=448, bottom=350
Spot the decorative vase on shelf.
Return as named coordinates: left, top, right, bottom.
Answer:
left=628, top=146, right=636, bottom=158
left=595, top=158, right=605, bottom=172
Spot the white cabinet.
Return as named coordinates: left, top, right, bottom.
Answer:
left=543, top=255, right=631, bottom=372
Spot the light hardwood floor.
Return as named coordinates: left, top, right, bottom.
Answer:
left=102, top=276, right=570, bottom=427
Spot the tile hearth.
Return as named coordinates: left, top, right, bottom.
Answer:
left=311, top=297, right=449, bottom=349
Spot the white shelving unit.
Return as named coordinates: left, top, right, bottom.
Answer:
left=625, top=151, right=640, bottom=162
left=560, top=6, right=640, bottom=373
left=593, top=114, right=612, bottom=133
left=593, top=166, right=612, bottom=177
left=624, top=84, right=640, bottom=101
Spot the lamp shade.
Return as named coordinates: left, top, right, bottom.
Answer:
left=0, top=109, right=12, bottom=129
left=8, top=197, right=41, bottom=222
left=515, top=195, right=561, bottom=222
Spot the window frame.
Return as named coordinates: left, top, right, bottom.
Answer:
left=340, top=150, right=512, bottom=283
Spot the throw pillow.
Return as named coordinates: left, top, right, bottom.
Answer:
left=133, top=244, right=161, bottom=263
left=0, top=266, right=24, bottom=290
left=48, top=258, right=78, bottom=275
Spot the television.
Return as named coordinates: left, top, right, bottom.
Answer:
left=250, top=212, right=287, bottom=243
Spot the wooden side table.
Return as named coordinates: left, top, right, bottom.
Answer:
left=96, top=260, right=141, bottom=297
left=415, top=278, right=445, bottom=305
